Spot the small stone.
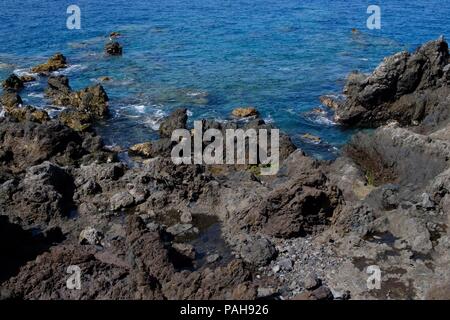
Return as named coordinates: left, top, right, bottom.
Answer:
left=129, top=142, right=153, bottom=158
left=180, top=211, right=193, bottom=224
left=311, top=286, right=333, bottom=300
left=421, top=193, right=435, bottom=210
left=172, top=243, right=196, bottom=260
left=278, top=258, right=293, bottom=271
left=166, top=223, right=198, bottom=237
left=257, top=287, right=276, bottom=298
left=110, top=192, right=135, bottom=211
left=109, top=32, right=121, bottom=38
left=272, top=265, right=281, bottom=273
left=304, top=274, right=321, bottom=290
left=301, top=133, right=321, bottom=144
left=146, top=222, right=160, bottom=232
left=99, top=76, right=112, bottom=82
left=79, top=227, right=103, bottom=245
left=206, top=254, right=221, bottom=263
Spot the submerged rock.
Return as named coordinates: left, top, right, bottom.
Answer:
left=109, top=32, right=121, bottom=38
left=301, top=133, right=322, bottom=143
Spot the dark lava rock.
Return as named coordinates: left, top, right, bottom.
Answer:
left=2, top=74, right=24, bottom=91
left=45, top=76, right=109, bottom=130
left=159, top=108, right=188, bottom=138
left=7, top=162, right=75, bottom=227
left=105, top=41, right=123, bottom=56
left=332, top=37, right=449, bottom=128
left=233, top=151, right=342, bottom=238
left=129, top=139, right=174, bottom=158
left=235, top=234, right=277, bottom=267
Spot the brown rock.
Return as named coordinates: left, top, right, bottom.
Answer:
left=232, top=107, right=259, bottom=118
left=301, top=133, right=322, bottom=143
left=2, top=74, right=24, bottom=91
left=31, top=53, right=67, bottom=74
left=320, top=96, right=342, bottom=109
left=0, top=91, right=22, bottom=108
left=4, top=105, right=49, bottom=123
left=19, top=75, right=36, bottom=83
left=129, top=142, right=153, bottom=158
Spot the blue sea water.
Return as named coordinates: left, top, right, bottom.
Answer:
left=0, top=0, right=449, bottom=159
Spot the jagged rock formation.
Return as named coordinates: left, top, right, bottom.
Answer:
left=332, top=37, right=450, bottom=128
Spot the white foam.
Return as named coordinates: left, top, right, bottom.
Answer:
left=264, top=114, right=274, bottom=124
left=132, top=105, right=146, bottom=113
left=28, top=92, right=44, bottom=98
left=313, top=115, right=336, bottom=126
left=53, top=64, right=87, bottom=75
left=13, top=68, right=38, bottom=78
left=143, top=109, right=167, bottom=131
left=186, top=91, right=207, bottom=97
left=26, top=82, right=40, bottom=87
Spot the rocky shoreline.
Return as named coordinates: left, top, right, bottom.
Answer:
left=0, top=38, right=449, bottom=300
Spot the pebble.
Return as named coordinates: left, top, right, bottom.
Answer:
left=303, top=274, right=320, bottom=290
left=278, top=258, right=293, bottom=271
left=180, top=211, right=193, bottom=224
left=206, top=254, right=221, bottom=263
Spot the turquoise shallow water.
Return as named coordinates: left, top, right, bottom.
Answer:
left=0, top=0, right=449, bottom=159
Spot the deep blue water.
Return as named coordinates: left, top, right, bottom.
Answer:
left=0, top=0, right=449, bottom=159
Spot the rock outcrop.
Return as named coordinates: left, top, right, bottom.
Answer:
left=332, top=37, right=450, bottom=128
left=43, top=75, right=109, bottom=131
left=2, top=74, right=24, bottom=91
left=31, top=53, right=67, bottom=74
left=105, top=42, right=123, bottom=56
